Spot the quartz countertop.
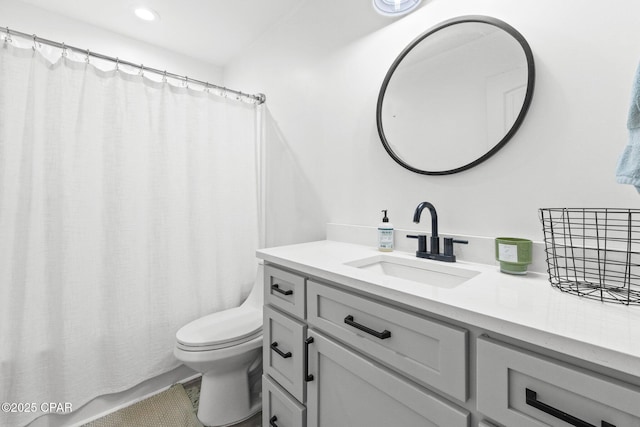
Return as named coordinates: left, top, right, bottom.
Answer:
left=257, top=240, right=640, bottom=378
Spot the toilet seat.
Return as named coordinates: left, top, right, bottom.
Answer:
left=176, top=306, right=262, bottom=351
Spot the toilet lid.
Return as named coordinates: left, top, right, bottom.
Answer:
left=176, top=306, right=262, bottom=347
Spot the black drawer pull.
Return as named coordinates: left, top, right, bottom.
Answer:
left=525, top=388, right=616, bottom=427
left=269, top=415, right=278, bottom=427
left=270, top=342, right=292, bottom=359
left=271, top=283, right=293, bottom=296
left=304, top=337, right=314, bottom=382
left=344, top=315, right=391, bottom=339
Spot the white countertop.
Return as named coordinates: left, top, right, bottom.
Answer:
left=257, top=240, right=640, bottom=378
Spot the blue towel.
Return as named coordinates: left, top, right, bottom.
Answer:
left=616, top=61, right=640, bottom=192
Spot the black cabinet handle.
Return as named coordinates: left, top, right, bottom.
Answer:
left=270, top=342, right=292, bottom=359
left=269, top=415, right=278, bottom=427
left=525, top=388, right=616, bottom=427
left=271, top=283, right=293, bottom=296
left=304, top=337, right=314, bottom=382
left=344, top=315, right=391, bottom=339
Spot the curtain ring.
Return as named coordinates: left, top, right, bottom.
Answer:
left=61, top=42, right=68, bottom=57
left=162, top=70, right=167, bottom=83
left=204, top=82, right=210, bottom=93
left=4, top=27, right=11, bottom=44
left=183, top=76, right=188, bottom=88
left=115, top=57, right=120, bottom=71
left=32, top=34, right=38, bottom=51
left=85, top=49, right=90, bottom=63
left=139, top=64, right=144, bottom=76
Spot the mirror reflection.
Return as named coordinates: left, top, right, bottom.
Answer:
left=377, top=16, right=535, bottom=175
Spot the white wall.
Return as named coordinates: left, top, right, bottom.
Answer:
left=225, top=0, right=640, bottom=247
left=0, top=0, right=223, bottom=83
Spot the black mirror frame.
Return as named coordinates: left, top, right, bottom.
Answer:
left=376, top=15, right=536, bottom=175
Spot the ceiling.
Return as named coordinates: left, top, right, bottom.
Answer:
left=17, top=0, right=303, bottom=67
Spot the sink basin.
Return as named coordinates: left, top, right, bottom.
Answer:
left=345, top=254, right=480, bottom=288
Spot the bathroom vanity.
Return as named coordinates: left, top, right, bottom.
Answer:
left=259, top=240, right=640, bottom=427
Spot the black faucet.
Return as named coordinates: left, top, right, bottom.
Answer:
left=407, top=201, right=468, bottom=262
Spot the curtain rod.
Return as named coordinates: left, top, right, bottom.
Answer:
left=3, top=27, right=266, bottom=105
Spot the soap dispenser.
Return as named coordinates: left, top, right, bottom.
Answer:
left=378, top=210, right=394, bottom=252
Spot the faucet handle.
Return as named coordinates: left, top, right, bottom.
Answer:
left=443, top=238, right=468, bottom=257
left=406, top=234, right=427, bottom=253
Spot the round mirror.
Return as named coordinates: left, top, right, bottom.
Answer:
left=376, top=16, right=535, bottom=175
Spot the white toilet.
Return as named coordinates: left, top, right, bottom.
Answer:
left=174, top=264, right=264, bottom=427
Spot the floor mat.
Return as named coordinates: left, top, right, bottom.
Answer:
left=83, top=384, right=203, bottom=427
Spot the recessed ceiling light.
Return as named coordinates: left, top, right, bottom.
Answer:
left=373, top=0, right=422, bottom=17
left=134, top=7, right=159, bottom=21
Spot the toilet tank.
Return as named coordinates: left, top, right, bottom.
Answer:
left=241, top=263, right=264, bottom=310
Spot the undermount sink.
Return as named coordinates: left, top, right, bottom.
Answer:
left=345, top=254, right=481, bottom=288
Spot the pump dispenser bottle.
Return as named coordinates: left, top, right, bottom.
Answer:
left=378, top=210, right=394, bottom=252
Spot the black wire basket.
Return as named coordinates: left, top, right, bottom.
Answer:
left=539, top=208, right=640, bottom=305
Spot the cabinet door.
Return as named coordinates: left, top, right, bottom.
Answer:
left=263, top=375, right=305, bottom=427
left=264, top=305, right=307, bottom=402
left=477, top=336, right=640, bottom=427
left=306, top=330, right=469, bottom=427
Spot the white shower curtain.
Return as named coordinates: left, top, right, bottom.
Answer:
left=0, top=41, right=260, bottom=427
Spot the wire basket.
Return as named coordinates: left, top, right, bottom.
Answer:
left=539, top=208, right=640, bottom=305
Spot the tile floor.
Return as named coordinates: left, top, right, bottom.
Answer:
left=183, top=378, right=261, bottom=427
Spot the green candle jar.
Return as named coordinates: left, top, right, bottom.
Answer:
left=495, top=237, right=533, bottom=275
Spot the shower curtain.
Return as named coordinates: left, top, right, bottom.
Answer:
left=0, top=39, right=260, bottom=427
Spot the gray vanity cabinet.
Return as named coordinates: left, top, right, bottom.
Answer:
left=263, top=263, right=470, bottom=427
left=264, top=305, right=306, bottom=402
left=477, top=336, right=640, bottom=426
left=306, top=279, right=468, bottom=402
left=261, top=254, right=640, bottom=427
left=263, top=265, right=308, bottom=427
left=306, top=331, right=469, bottom=427
left=263, top=375, right=306, bottom=427
left=265, top=264, right=306, bottom=319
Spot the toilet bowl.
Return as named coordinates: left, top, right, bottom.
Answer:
left=174, top=264, right=264, bottom=427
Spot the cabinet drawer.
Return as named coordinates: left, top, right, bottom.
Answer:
left=306, top=330, right=469, bottom=427
left=263, top=375, right=306, bottom=427
left=265, top=264, right=306, bottom=319
left=307, top=280, right=467, bottom=402
left=264, top=305, right=307, bottom=403
left=477, top=336, right=640, bottom=427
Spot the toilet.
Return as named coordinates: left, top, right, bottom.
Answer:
left=174, top=264, right=264, bottom=427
